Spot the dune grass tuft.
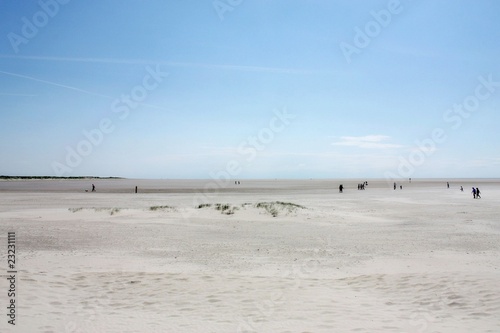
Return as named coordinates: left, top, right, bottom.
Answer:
left=196, top=203, right=238, bottom=214
left=196, top=203, right=213, bottom=209
left=215, top=203, right=239, bottom=215
left=149, top=205, right=175, bottom=211
left=68, top=207, right=122, bottom=215
left=255, top=201, right=306, bottom=217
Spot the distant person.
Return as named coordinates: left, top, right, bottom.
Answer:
left=400, top=185, right=403, bottom=190
left=447, top=182, right=450, bottom=189
left=339, top=184, right=343, bottom=193
left=472, top=187, right=476, bottom=199
left=476, top=187, right=481, bottom=199
left=460, top=186, right=463, bottom=192
left=92, top=184, right=96, bottom=192
left=409, top=178, right=411, bottom=183
left=394, top=182, right=397, bottom=190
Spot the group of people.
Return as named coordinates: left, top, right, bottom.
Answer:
left=454, top=183, right=482, bottom=199
left=87, top=181, right=484, bottom=198
left=339, top=181, right=369, bottom=193
left=338, top=182, right=484, bottom=199
left=357, top=181, right=368, bottom=190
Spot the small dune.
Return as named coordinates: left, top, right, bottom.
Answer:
left=195, top=201, right=306, bottom=217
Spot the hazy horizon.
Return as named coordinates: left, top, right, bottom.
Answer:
left=2, top=175, right=500, bottom=181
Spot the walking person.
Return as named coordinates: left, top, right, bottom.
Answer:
left=472, top=187, right=476, bottom=199
left=92, top=184, right=96, bottom=192
left=476, top=187, right=481, bottom=199
left=339, top=184, right=343, bottom=193
left=460, top=186, right=463, bottom=192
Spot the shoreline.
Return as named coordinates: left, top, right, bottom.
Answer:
left=0, top=178, right=498, bottom=194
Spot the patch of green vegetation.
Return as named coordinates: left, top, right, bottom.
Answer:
left=149, top=205, right=175, bottom=211
left=275, top=201, right=306, bottom=209
left=196, top=204, right=213, bottom=209
left=93, top=207, right=121, bottom=215
left=213, top=203, right=239, bottom=215
left=226, top=208, right=239, bottom=215
left=215, top=203, right=230, bottom=211
left=68, top=207, right=122, bottom=215
left=255, top=203, right=279, bottom=217
left=255, top=201, right=306, bottom=217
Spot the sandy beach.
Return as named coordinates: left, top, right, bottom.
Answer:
left=0, top=178, right=499, bottom=333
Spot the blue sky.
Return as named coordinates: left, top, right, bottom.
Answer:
left=0, top=0, right=499, bottom=179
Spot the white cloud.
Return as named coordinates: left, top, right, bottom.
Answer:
left=332, top=135, right=404, bottom=149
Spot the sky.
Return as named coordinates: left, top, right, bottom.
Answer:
left=0, top=0, right=499, bottom=179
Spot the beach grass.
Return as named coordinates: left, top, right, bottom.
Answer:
left=255, top=201, right=306, bottom=217
left=149, top=205, right=176, bottom=211
left=196, top=203, right=239, bottom=215
left=68, top=207, right=122, bottom=215
left=196, top=203, right=213, bottom=209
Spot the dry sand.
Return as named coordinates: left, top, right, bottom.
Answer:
left=0, top=179, right=499, bottom=332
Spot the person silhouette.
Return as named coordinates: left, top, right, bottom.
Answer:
left=472, top=187, right=476, bottom=199
left=339, top=184, right=343, bottom=193
left=476, top=187, right=481, bottom=199
left=92, top=184, right=96, bottom=192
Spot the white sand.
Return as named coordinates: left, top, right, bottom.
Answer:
left=0, top=179, right=499, bottom=332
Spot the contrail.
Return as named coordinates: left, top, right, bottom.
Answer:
left=0, top=70, right=167, bottom=110
left=0, top=70, right=112, bottom=99
left=0, top=54, right=318, bottom=75
left=0, top=93, right=38, bottom=97
left=0, top=54, right=152, bottom=66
